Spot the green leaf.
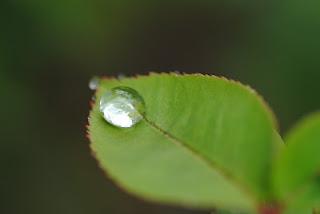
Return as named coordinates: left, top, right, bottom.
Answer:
left=88, top=73, right=279, bottom=212
left=273, top=112, right=320, bottom=213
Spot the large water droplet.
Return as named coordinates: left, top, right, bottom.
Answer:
left=89, top=76, right=101, bottom=90
left=99, top=86, right=145, bottom=128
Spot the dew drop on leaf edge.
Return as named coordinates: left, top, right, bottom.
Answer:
left=99, top=86, right=146, bottom=128
left=89, top=76, right=101, bottom=90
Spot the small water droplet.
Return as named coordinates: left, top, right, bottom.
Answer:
left=117, top=73, right=126, bottom=80
left=173, top=70, right=181, bottom=74
left=99, top=86, right=145, bottom=128
left=89, top=76, right=101, bottom=90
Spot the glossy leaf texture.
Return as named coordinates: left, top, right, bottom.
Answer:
left=273, top=112, right=320, bottom=214
left=88, top=73, right=280, bottom=212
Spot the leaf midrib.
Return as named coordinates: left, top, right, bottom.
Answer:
left=143, top=116, right=259, bottom=206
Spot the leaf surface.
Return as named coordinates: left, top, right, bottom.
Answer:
left=274, top=112, right=320, bottom=213
left=88, top=73, right=279, bottom=212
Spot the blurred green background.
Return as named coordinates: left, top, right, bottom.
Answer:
left=1, top=0, right=320, bottom=213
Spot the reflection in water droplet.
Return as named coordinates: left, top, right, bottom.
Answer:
left=89, top=76, right=101, bottom=90
left=99, top=86, right=145, bottom=128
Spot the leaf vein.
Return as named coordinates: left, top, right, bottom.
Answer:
left=143, top=116, right=258, bottom=205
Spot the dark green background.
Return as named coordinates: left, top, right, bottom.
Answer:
left=1, top=0, right=320, bottom=213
